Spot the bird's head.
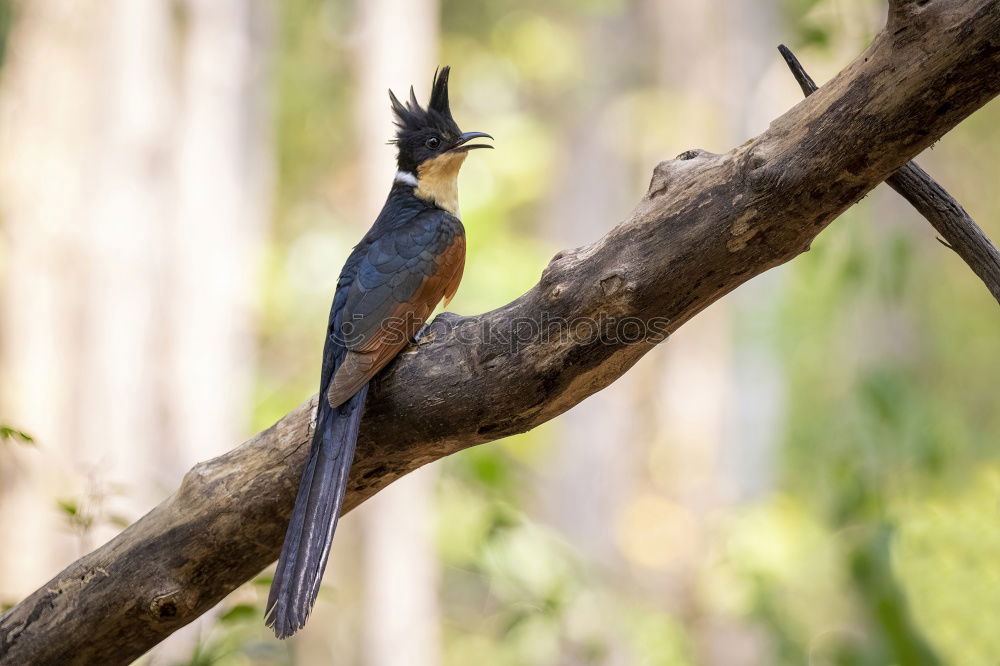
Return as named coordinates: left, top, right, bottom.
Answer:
left=390, top=67, right=492, bottom=214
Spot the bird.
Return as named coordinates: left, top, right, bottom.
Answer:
left=265, top=66, right=492, bottom=639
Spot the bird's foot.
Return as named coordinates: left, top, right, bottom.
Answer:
left=414, top=322, right=432, bottom=342
left=415, top=311, right=464, bottom=344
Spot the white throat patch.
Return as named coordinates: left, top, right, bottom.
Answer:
left=394, top=170, right=418, bottom=187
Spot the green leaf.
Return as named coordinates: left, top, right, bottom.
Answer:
left=57, top=499, right=79, bottom=517
left=219, top=603, right=258, bottom=624
left=0, top=424, right=35, bottom=444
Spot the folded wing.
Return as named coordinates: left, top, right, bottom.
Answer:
left=327, top=209, right=465, bottom=408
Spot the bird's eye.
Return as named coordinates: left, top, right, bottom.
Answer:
left=425, top=136, right=440, bottom=150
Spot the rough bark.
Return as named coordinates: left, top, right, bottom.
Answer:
left=887, top=163, right=1000, bottom=302
left=2, top=0, right=1000, bottom=663
left=779, top=44, right=1000, bottom=304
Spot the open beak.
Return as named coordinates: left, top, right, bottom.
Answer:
left=448, top=131, right=494, bottom=152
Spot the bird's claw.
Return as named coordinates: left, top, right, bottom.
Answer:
left=414, top=322, right=432, bottom=342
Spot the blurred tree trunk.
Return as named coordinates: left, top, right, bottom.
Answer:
left=353, top=0, right=442, bottom=665
left=541, top=6, right=636, bottom=566
left=0, top=0, right=176, bottom=602
left=539, top=7, right=642, bottom=664
left=153, top=1, right=272, bottom=661
left=539, top=3, right=775, bottom=663
left=0, top=0, right=272, bottom=654
left=164, top=0, right=271, bottom=482
left=647, top=1, right=781, bottom=664
left=0, top=0, right=86, bottom=604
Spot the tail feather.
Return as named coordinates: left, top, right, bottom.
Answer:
left=265, top=382, right=369, bottom=638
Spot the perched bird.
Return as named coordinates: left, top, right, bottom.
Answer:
left=265, top=67, right=492, bottom=639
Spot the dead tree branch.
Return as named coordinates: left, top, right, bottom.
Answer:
left=779, top=44, right=1000, bottom=304
left=2, top=1, right=1000, bottom=663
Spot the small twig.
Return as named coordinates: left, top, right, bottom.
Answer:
left=778, top=45, right=818, bottom=97
left=779, top=44, right=1000, bottom=305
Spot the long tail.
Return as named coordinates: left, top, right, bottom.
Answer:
left=265, top=381, right=369, bottom=638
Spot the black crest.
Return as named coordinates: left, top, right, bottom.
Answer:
left=389, top=66, right=455, bottom=132
left=389, top=67, right=462, bottom=172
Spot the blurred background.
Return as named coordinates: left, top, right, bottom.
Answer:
left=0, top=0, right=997, bottom=664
